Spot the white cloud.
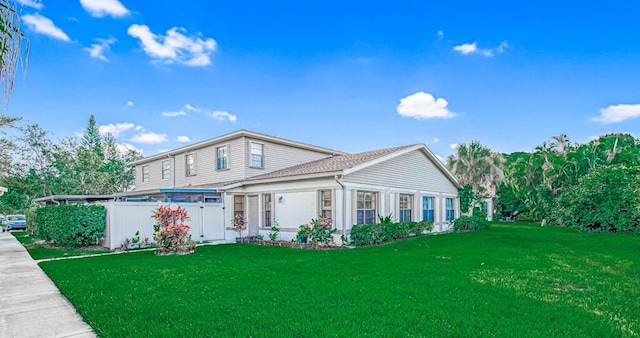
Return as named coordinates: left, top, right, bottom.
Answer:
left=432, top=137, right=439, bottom=143
left=450, top=143, right=459, bottom=150
left=125, top=101, right=134, bottom=107
left=131, top=132, right=168, bottom=144
left=127, top=24, right=217, bottom=67
left=162, top=110, right=187, bottom=117
left=84, top=37, right=117, bottom=61
left=453, top=41, right=508, bottom=57
left=435, top=154, right=445, bottom=163
left=453, top=42, right=477, bottom=55
left=397, top=92, right=456, bottom=120
left=176, top=136, right=191, bottom=143
left=98, top=122, right=135, bottom=138
left=592, top=104, right=640, bottom=124
left=80, top=0, right=129, bottom=18
left=22, top=14, right=70, bottom=41
left=185, top=104, right=198, bottom=111
left=212, top=110, right=237, bottom=122
left=437, top=30, right=444, bottom=40
left=17, top=0, right=43, bottom=9
left=116, top=142, right=142, bottom=154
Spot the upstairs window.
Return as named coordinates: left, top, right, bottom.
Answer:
left=186, top=153, right=196, bottom=176
left=356, top=191, right=377, bottom=225
left=161, top=160, right=170, bottom=180
left=142, top=165, right=149, bottom=183
left=250, top=142, right=264, bottom=168
left=422, top=196, right=435, bottom=222
left=217, top=146, right=228, bottom=170
left=399, top=194, right=413, bottom=222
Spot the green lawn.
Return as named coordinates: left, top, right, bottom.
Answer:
left=39, top=223, right=639, bottom=337
left=11, top=231, right=110, bottom=260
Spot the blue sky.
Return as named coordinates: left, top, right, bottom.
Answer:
left=9, top=0, right=640, bottom=160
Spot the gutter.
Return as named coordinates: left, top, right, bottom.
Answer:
left=334, top=175, right=347, bottom=237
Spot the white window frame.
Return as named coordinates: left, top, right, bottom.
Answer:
left=319, top=190, right=332, bottom=219
left=356, top=191, right=377, bottom=225
left=250, top=142, right=264, bottom=168
left=446, top=198, right=455, bottom=221
left=422, top=196, right=435, bottom=222
left=186, top=153, right=196, bottom=176
left=161, top=160, right=170, bottom=180
left=141, top=165, right=150, bottom=183
left=216, top=145, right=228, bottom=170
left=263, top=193, right=272, bottom=227
left=399, top=194, right=413, bottom=222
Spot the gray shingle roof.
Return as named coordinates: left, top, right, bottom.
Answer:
left=245, top=144, right=418, bottom=182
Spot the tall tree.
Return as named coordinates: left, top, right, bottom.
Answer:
left=447, top=140, right=505, bottom=197
left=0, top=0, right=30, bottom=105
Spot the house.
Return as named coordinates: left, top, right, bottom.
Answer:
left=124, top=130, right=460, bottom=244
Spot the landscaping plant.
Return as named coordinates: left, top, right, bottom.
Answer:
left=151, top=205, right=195, bottom=255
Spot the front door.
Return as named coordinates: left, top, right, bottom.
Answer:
left=248, top=195, right=259, bottom=235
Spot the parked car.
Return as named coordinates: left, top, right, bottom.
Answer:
left=4, top=214, right=26, bottom=231
left=0, top=215, right=5, bottom=231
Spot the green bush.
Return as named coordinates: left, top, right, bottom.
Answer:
left=350, top=220, right=433, bottom=246
left=552, top=166, right=640, bottom=233
left=25, top=208, right=37, bottom=235
left=452, top=216, right=491, bottom=231
left=36, top=205, right=106, bottom=248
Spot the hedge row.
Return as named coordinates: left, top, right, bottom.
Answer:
left=350, top=221, right=433, bottom=246
left=36, top=205, right=106, bottom=248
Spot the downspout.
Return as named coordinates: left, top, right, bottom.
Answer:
left=334, top=175, right=347, bottom=238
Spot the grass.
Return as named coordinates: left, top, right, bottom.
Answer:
left=11, top=231, right=110, bottom=260
left=39, top=223, right=639, bottom=337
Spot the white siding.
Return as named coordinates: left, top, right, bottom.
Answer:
left=344, top=149, right=458, bottom=194
left=134, top=136, right=333, bottom=190
left=244, top=138, right=333, bottom=178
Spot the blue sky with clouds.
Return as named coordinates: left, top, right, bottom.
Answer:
left=9, top=0, right=640, bottom=160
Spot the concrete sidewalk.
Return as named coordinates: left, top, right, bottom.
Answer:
left=0, top=231, right=96, bottom=338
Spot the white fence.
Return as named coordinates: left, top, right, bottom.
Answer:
left=101, top=201, right=226, bottom=249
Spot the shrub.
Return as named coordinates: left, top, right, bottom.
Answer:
left=452, top=216, right=491, bottom=231
left=36, top=205, right=106, bottom=248
left=552, top=166, right=640, bottom=233
left=350, top=221, right=433, bottom=246
left=296, top=216, right=336, bottom=247
left=152, top=205, right=195, bottom=255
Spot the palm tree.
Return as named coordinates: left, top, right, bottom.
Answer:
left=446, top=140, right=505, bottom=197
left=0, top=0, right=29, bottom=105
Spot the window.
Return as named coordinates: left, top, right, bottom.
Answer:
left=250, top=142, right=263, bottom=168
left=356, top=191, right=377, bottom=225
left=320, top=190, right=332, bottom=219
left=186, top=153, right=196, bottom=176
left=399, top=194, right=413, bottom=222
left=446, top=198, right=455, bottom=221
left=263, top=194, right=272, bottom=227
left=422, top=196, right=435, bottom=222
left=217, top=146, right=228, bottom=170
left=161, top=160, right=171, bottom=180
left=142, top=165, right=149, bottom=183
left=234, top=195, right=244, bottom=217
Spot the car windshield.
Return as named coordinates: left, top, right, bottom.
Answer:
left=8, top=216, right=25, bottom=221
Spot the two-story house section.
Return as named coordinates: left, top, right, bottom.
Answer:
left=124, top=130, right=344, bottom=203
